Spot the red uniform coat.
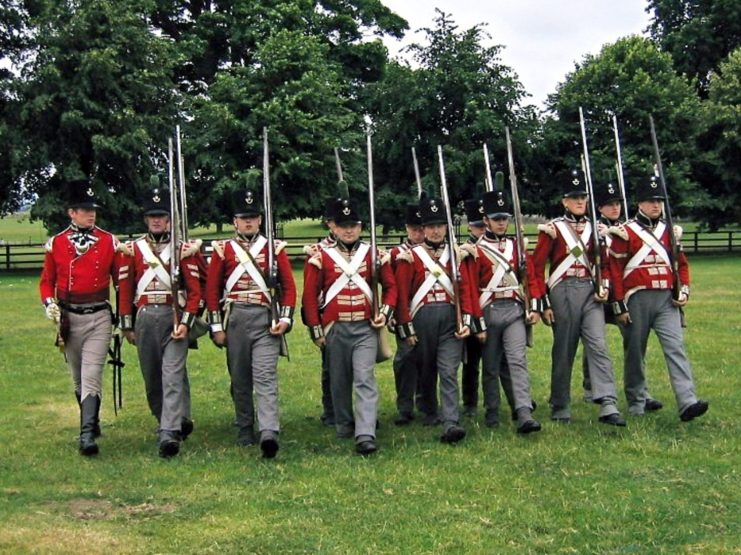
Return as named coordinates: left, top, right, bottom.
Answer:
left=39, top=226, right=119, bottom=305
left=302, top=242, right=397, bottom=332
left=116, top=237, right=202, bottom=328
left=608, top=218, right=689, bottom=305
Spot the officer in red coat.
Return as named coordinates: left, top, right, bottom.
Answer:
left=206, top=189, right=296, bottom=458
left=117, top=188, right=202, bottom=457
left=302, top=197, right=396, bottom=455
left=609, top=176, right=708, bottom=421
left=394, top=195, right=474, bottom=444
left=39, top=180, right=120, bottom=456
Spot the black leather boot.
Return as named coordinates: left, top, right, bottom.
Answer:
left=79, top=395, right=100, bottom=456
left=75, top=391, right=100, bottom=437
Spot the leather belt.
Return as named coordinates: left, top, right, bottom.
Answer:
left=61, top=302, right=110, bottom=315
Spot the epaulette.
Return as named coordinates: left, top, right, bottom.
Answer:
left=608, top=224, right=628, bottom=241
left=275, top=240, right=287, bottom=254
left=537, top=222, right=557, bottom=239
left=380, top=250, right=392, bottom=266
left=459, top=242, right=477, bottom=259
left=117, top=240, right=134, bottom=257
left=308, top=252, right=322, bottom=269
left=673, top=225, right=683, bottom=242
left=303, top=244, right=319, bottom=257
left=396, top=250, right=414, bottom=264
left=44, top=237, right=54, bottom=253
left=211, top=240, right=225, bottom=259
left=455, top=244, right=468, bottom=261
left=182, top=239, right=202, bottom=258
left=522, top=236, right=529, bottom=248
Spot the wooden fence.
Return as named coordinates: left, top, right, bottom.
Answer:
left=3, top=229, right=740, bottom=272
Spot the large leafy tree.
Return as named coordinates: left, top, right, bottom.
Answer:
left=365, top=10, right=537, bottom=230
left=539, top=36, right=704, bottom=218
left=647, top=0, right=741, bottom=97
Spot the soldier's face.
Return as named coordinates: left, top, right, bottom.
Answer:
left=406, top=224, right=424, bottom=244
left=468, top=224, right=485, bottom=238
left=638, top=199, right=664, bottom=219
left=484, top=216, right=509, bottom=235
left=145, top=214, right=170, bottom=234
left=234, top=215, right=262, bottom=236
left=599, top=201, right=621, bottom=221
left=68, top=208, right=96, bottom=228
left=423, top=223, right=447, bottom=243
left=562, top=195, right=588, bottom=216
left=336, top=222, right=361, bottom=243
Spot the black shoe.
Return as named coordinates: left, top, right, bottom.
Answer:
left=422, top=413, right=440, bottom=427
left=551, top=417, right=571, bottom=424
left=237, top=426, right=256, bottom=447
left=260, top=432, right=279, bottom=459
left=512, top=400, right=537, bottom=421
left=320, top=413, right=335, bottom=427
left=394, top=413, right=414, bottom=426
left=159, top=438, right=180, bottom=458
left=356, top=440, right=378, bottom=456
left=79, top=435, right=99, bottom=456
left=598, top=413, right=627, bottom=427
left=181, top=418, right=194, bottom=440
left=645, top=398, right=664, bottom=412
left=440, top=425, right=466, bottom=444
left=680, top=400, right=709, bottom=422
left=336, top=425, right=355, bottom=439
left=485, top=413, right=500, bottom=428
left=462, top=405, right=477, bottom=418
left=516, top=419, right=542, bottom=434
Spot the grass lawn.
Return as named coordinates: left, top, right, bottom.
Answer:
left=0, top=257, right=739, bottom=553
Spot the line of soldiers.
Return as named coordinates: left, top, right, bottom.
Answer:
left=40, top=171, right=709, bottom=459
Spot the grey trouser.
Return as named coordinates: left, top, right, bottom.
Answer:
left=134, top=305, right=188, bottom=432
left=226, top=304, right=280, bottom=433
left=413, top=304, right=462, bottom=426
left=325, top=321, right=379, bottom=439
left=549, top=279, right=618, bottom=414
left=624, top=290, right=698, bottom=413
left=482, top=300, right=533, bottom=415
left=393, top=333, right=418, bottom=415
left=65, top=310, right=112, bottom=400
left=321, top=348, right=333, bottom=416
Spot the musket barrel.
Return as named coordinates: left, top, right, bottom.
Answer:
left=612, top=114, right=629, bottom=218
left=367, top=134, right=379, bottom=317
left=483, top=144, right=494, bottom=193
left=412, top=147, right=423, bottom=199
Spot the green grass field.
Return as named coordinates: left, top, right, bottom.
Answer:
left=1, top=258, right=740, bottom=554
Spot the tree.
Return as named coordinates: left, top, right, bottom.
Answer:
left=693, top=47, right=741, bottom=228
left=364, top=10, right=537, bottom=230
left=647, top=0, right=741, bottom=96
left=539, top=36, right=704, bottom=218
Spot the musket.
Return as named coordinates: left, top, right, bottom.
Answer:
left=334, top=147, right=345, bottom=185
left=411, top=147, right=423, bottom=198
left=611, top=113, right=630, bottom=218
left=176, top=125, right=189, bottom=239
left=367, top=134, right=380, bottom=320
left=437, top=145, right=464, bottom=333
left=483, top=144, right=494, bottom=193
left=168, top=137, right=182, bottom=333
left=649, top=115, right=683, bottom=306
left=578, top=107, right=605, bottom=297
left=505, top=127, right=533, bottom=346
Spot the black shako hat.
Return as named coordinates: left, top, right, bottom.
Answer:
left=593, top=181, right=623, bottom=207
left=232, top=189, right=263, bottom=218
left=419, top=196, right=448, bottom=226
left=564, top=170, right=588, bottom=198
left=482, top=190, right=512, bottom=218
left=464, top=197, right=485, bottom=226
left=67, top=180, right=101, bottom=209
left=633, top=175, right=666, bottom=202
left=143, top=188, right=170, bottom=216
left=404, top=203, right=422, bottom=226
left=331, top=197, right=362, bottom=225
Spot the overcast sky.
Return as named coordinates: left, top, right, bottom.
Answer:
left=380, top=0, right=652, bottom=109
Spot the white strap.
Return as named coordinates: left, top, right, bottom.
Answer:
left=136, top=240, right=172, bottom=298
left=224, top=236, right=270, bottom=300
left=409, top=245, right=453, bottom=316
left=321, top=244, right=372, bottom=308
left=477, top=240, right=516, bottom=307
left=624, top=221, right=670, bottom=277
left=547, top=221, right=592, bottom=289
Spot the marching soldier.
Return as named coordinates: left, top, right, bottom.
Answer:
left=206, top=189, right=296, bottom=458
left=532, top=175, right=626, bottom=426
left=394, top=195, right=474, bottom=443
left=389, top=203, right=425, bottom=425
left=465, top=190, right=542, bottom=433
left=582, top=181, right=662, bottom=413
left=302, top=197, right=396, bottom=455
left=117, top=189, right=201, bottom=458
left=460, top=197, right=486, bottom=417
left=609, top=177, right=708, bottom=421
left=39, top=180, right=120, bottom=456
